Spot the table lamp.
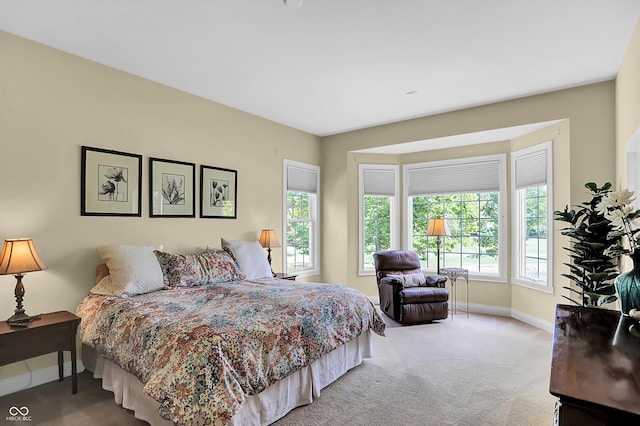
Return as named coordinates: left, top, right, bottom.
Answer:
left=0, top=238, right=47, bottom=326
left=259, top=229, right=281, bottom=277
left=426, top=218, right=450, bottom=274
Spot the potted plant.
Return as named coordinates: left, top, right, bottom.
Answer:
left=594, top=187, right=640, bottom=314
left=554, top=182, right=619, bottom=307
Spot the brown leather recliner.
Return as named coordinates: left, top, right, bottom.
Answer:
left=374, top=250, right=448, bottom=324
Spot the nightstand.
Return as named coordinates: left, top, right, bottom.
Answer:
left=0, top=311, right=81, bottom=394
left=274, top=272, right=297, bottom=281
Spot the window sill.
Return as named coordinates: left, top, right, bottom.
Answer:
left=511, top=278, right=554, bottom=294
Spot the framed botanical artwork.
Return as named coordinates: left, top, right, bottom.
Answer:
left=200, top=165, right=237, bottom=219
left=149, top=157, right=195, bottom=218
left=81, top=146, right=142, bottom=216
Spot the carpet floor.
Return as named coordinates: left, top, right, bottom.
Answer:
left=0, top=313, right=556, bottom=426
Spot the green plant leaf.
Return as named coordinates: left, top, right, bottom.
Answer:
left=561, top=295, right=582, bottom=306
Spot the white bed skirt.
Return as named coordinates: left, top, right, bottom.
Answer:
left=82, top=331, right=372, bottom=425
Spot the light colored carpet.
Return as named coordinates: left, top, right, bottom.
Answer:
left=0, top=313, right=556, bottom=425
left=275, top=313, right=555, bottom=426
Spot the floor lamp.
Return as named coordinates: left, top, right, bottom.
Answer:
left=426, top=218, right=450, bottom=274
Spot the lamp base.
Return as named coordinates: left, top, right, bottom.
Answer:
left=7, top=309, right=41, bottom=327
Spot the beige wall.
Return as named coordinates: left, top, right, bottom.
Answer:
left=3, top=13, right=638, bottom=386
left=323, top=82, right=615, bottom=326
left=509, top=121, right=572, bottom=319
left=616, top=17, right=640, bottom=187
left=0, top=32, right=321, bottom=380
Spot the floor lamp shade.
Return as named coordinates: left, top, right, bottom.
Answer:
left=426, top=219, right=450, bottom=274
left=426, top=218, right=450, bottom=237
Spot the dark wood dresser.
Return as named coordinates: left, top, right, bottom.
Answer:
left=549, top=304, right=640, bottom=425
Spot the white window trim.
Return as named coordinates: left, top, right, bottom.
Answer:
left=510, top=141, right=554, bottom=293
left=358, top=164, right=399, bottom=275
left=283, top=159, right=320, bottom=277
left=403, top=154, right=508, bottom=281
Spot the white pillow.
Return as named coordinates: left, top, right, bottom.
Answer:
left=220, top=238, right=273, bottom=280
left=96, top=244, right=164, bottom=296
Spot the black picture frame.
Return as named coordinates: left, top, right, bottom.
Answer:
left=149, top=157, right=196, bottom=218
left=81, top=146, right=142, bottom=216
left=200, top=165, right=237, bottom=219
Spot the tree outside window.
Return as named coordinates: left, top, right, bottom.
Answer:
left=522, top=185, right=547, bottom=281
left=286, top=191, right=313, bottom=271
left=362, top=195, right=392, bottom=270
left=411, top=192, right=500, bottom=273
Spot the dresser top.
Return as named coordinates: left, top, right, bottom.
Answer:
left=549, top=304, right=640, bottom=415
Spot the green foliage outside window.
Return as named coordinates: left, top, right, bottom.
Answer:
left=286, top=191, right=312, bottom=271
left=362, top=195, right=392, bottom=269
left=412, top=192, right=500, bottom=272
left=523, top=186, right=548, bottom=280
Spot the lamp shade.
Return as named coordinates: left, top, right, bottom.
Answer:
left=259, top=229, right=281, bottom=248
left=426, top=218, right=450, bottom=237
left=0, top=239, right=47, bottom=275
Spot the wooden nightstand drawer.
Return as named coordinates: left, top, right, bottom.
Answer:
left=0, top=311, right=81, bottom=393
left=0, top=322, right=74, bottom=364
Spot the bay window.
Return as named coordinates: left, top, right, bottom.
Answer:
left=404, top=154, right=507, bottom=279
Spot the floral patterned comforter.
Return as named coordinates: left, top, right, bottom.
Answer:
left=76, top=278, right=385, bottom=425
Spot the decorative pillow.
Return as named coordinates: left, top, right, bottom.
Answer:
left=386, top=272, right=426, bottom=288
left=154, top=249, right=245, bottom=288
left=95, top=244, right=165, bottom=296
left=220, top=238, right=273, bottom=280
left=198, top=249, right=246, bottom=283
left=90, top=275, right=116, bottom=296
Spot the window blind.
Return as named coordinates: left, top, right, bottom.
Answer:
left=407, top=159, right=501, bottom=196
left=363, top=168, right=396, bottom=196
left=286, top=164, right=318, bottom=194
left=514, top=149, right=547, bottom=189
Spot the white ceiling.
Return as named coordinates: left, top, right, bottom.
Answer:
left=1, top=0, right=639, bottom=137
left=355, top=119, right=564, bottom=154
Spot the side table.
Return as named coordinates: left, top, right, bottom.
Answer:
left=0, top=310, right=81, bottom=394
left=439, top=267, right=469, bottom=319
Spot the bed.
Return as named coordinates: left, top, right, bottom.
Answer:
left=75, top=244, right=385, bottom=425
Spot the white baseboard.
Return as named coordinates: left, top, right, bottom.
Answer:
left=511, top=307, right=554, bottom=333
left=465, top=302, right=512, bottom=317
left=0, top=359, right=85, bottom=397
left=465, top=303, right=553, bottom=332
left=371, top=298, right=553, bottom=333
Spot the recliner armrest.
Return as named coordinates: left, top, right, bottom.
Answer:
left=379, top=276, right=404, bottom=287
left=425, top=275, right=447, bottom=288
